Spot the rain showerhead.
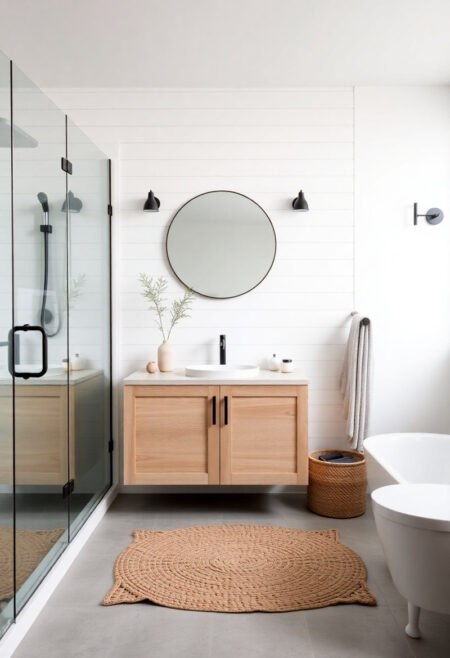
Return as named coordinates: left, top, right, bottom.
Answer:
left=37, top=192, right=49, bottom=213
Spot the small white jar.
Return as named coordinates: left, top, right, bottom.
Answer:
left=281, top=359, right=293, bottom=373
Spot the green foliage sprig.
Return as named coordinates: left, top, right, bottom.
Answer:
left=139, top=274, right=194, bottom=342
left=69, top=273, right=86, bottom=308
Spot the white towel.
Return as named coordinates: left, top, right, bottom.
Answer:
left=340, top=314, right=371, bottom=451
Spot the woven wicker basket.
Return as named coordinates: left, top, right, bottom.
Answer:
left=307, top=450, right=367, bottom=518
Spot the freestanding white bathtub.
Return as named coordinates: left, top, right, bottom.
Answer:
left=364, top=433, right=450, bottom=639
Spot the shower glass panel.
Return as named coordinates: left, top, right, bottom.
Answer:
left=66, top=119, right=111, bottom=537
left=0, top=52, right=13, bottom=637
left=11, top=62, right=69, bottom=614
left=0, top=52, right=111, bottom=641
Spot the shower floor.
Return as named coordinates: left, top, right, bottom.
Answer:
left=0, top=492, right=94, bottom=530
left=0, top=491, right=99, bottom=629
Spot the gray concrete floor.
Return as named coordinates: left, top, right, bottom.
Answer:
left=13, top=494, right=450, bottom=658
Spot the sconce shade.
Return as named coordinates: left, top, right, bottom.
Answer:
left=143, top=190, right=160, bottom=212
left=292, top=190, right=309, bottom=211
left=61, top=191, right=83, bottom=213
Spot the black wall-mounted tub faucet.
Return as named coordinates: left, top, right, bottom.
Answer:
left=220, top=334, right=226, bottom=365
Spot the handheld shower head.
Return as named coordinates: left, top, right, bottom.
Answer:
left=37, top=192, right=49, bottom=213
left=38, top=192, right=51, bottom=231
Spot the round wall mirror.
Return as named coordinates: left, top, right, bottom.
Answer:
left=166, top=190, right=276, bottom=299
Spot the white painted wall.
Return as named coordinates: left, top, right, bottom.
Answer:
left=48, top=87, right=355, bottom=461
left=355, top=86, right=450, bottom=434
left=46, top=85, right=450, bottom=483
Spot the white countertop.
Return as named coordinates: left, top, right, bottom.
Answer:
left=124, top=368, right=308, bottom=386
left=0, top=369, right=103, bottom=386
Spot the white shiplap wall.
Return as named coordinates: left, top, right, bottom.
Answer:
left=48, top=88, right=355, bottom=454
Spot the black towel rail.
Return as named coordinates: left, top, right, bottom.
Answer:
left=351, top=311, right=370, bottom=327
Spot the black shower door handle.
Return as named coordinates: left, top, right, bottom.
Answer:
left=9, top=325, right=48, bottom=379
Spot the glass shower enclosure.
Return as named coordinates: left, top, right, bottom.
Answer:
left=0, top=51, right=112, bottom=637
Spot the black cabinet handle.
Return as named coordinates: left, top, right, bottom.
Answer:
left=9, top=325, right=48, bottom=379
left=212, top=395, right=217, bottom=425
left=224, top=396, right=229, bottom=425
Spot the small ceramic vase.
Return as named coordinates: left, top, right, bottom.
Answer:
left=157, top=341, right=175, bottom=372
left=269, top=354, right=281, bottom=371
left=146, top=361, right=158, bottom=374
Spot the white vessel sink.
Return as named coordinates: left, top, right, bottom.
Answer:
left=185, top=364, right=259, bottom=378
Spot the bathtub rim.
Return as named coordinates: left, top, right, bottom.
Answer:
left=364, top=432, right=450, bottom=485
left=371, top=484, right=450, bottom=532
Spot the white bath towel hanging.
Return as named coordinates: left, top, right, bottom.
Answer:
left=340, top=313, right=371, bottom=451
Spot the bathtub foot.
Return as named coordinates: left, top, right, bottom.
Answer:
left=405, top=603, right=421, bottom=639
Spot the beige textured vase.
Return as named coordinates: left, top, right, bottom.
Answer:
left=157, top=341, right=175, bottom=372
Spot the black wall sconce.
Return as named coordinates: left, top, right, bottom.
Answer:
left=143, top=190, right=160, bottom=212
left=292, top=190, right=309, bottom=211
left=413, top=202, right=444, bottom=226
left=61, top=191, right=83, bottom=213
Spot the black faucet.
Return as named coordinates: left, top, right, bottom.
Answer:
left=220, top=334, right=226, bottom=365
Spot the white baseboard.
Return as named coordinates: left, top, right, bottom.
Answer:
left=0, top=485, right=118, bottom=658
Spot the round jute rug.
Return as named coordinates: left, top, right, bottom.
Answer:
left=103, top=525, right=376, bottom=612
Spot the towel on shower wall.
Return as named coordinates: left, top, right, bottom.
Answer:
left=340, top=314, right=371, bottom=452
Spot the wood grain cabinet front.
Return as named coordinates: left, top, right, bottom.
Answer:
left=220, top=385, right=308, bottom=485
left=124, top=386, right=220, bottom=485
left=0, top=373, right=104, bottom=486
left=124, top=384, right=308, bottom=486
left=0, top=385, right=71, bottom=486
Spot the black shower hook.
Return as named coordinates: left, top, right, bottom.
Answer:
left=413, top=203, right=444, bottom=226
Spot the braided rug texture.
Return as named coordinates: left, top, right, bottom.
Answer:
left=103, top=524, right=376, bottom=612
left=0, top=526, right=64, bottom=600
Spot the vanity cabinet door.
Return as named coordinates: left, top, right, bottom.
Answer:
left=0, top=385, right=73, bottom=485
left=220, top=385, right=308, bottom=485
left=124, top=385, right=220, bottom=485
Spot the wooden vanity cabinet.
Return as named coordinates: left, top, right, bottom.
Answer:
left=0, top=373, right=104, bottom=486
left=124, top=384, right=308, bottom=486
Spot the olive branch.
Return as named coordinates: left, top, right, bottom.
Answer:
left=69, top=273, right=86, bottom=308
left=138, top=274, right=194, bottom=342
